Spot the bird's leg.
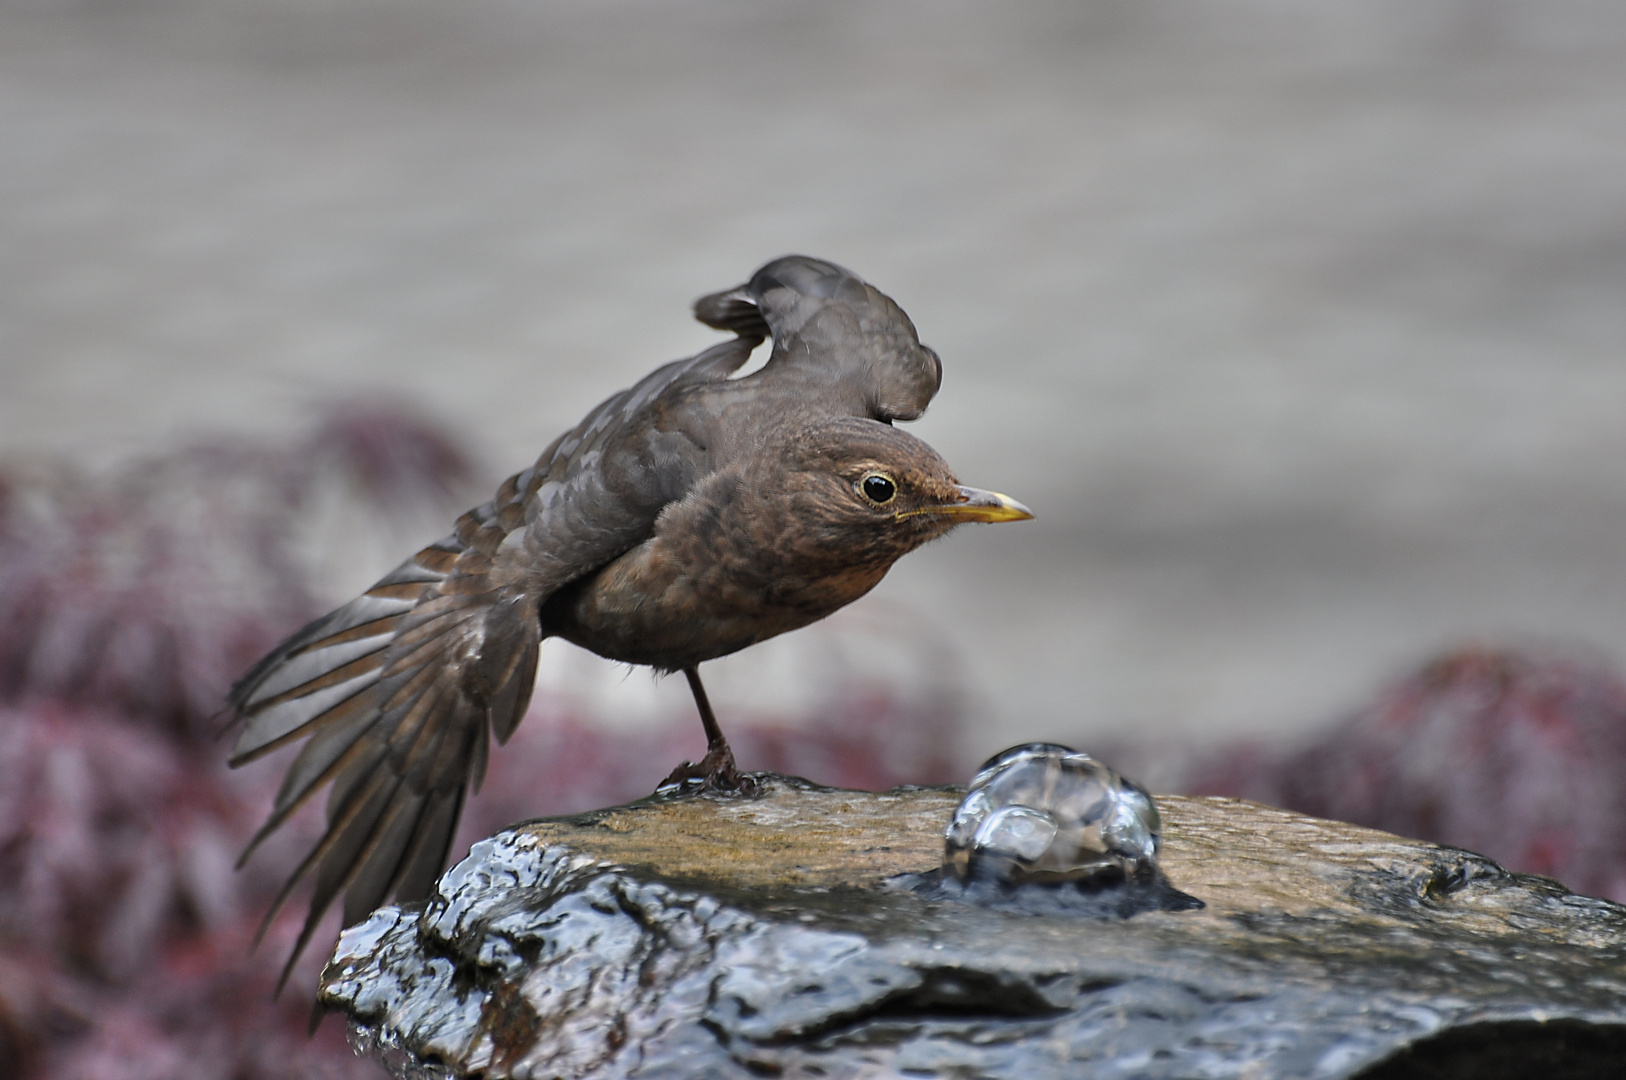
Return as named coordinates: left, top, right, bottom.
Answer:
left=685, top=665, right=730, bottom=756
left=659, top=666, right=755, bottom=793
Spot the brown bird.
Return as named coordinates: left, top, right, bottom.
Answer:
left=227, top=255, right=1032, bottom=983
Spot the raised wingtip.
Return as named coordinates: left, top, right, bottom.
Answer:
left=693, top=256, right=871, bottom=337
left=693, top=284, right=769, bottom=337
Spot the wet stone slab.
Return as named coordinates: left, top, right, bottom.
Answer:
left=321, top=775, right=1626, bottom=1079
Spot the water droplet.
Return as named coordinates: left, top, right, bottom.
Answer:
left=944, top=742, right=1164, bottom=886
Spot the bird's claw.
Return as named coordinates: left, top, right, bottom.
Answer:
left=657, top=744, right=759, bottom=796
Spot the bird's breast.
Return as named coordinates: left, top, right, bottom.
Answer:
left=540, top=530, right=889, bottom=671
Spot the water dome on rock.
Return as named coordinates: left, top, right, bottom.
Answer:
left=946, top=742, right=1163, bottom=886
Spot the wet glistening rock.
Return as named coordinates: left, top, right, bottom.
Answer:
left=320, top=773, right=1626, bottom=1079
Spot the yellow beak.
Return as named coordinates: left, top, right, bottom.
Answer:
left=905, top=485, right=1034, bottom=524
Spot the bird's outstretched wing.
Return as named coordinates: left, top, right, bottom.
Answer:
left=227, top=335, right=760, bottom=986
left=695, top=255, right=943, bottom=422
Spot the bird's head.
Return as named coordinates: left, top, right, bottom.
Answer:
left=754, top=416, right=1032, bottom=574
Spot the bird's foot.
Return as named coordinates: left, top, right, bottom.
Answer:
left=657, top=743, right=759, bottom=796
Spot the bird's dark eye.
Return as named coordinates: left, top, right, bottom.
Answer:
left=859, top=472, right=897, bottom=505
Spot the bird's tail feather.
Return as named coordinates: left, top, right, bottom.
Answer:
left=228, top=530, right=539, bottom=989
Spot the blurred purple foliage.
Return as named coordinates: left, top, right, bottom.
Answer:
left=0, top=401, right=964, bottom=1078
left=0, top=400, right=467, bottom=738
left=0, top=403, right=477, bottom=1079
left=1178, top=648, right=1626, bottom=903
left=306, top=402, right=474, bottom=510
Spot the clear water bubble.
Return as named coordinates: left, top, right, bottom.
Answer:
left=945, top=742, right=1164, bottom=886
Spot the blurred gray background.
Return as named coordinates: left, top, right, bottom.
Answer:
left=5, top=0, right=1626, bottom=762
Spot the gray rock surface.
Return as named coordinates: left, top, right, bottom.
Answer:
left=321, top=777, right=1626, bottom=1078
